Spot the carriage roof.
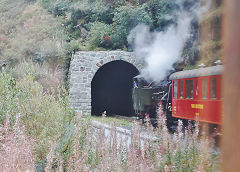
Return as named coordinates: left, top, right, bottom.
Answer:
left=169, top=65, right=223, bottom=80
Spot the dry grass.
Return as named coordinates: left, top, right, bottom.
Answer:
left=11, top=61, right=64, bottom=93
left=64, top=106, right=220, bottom=172
left=200, top=7, right=222, bottom=25
left=0, top=106, right=220, bottom=171
left=198, top=40, right=223, bottom=66
left=0, top=114, right=35, bottom=171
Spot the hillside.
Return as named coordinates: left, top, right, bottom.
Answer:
left=0, top=0, right=222, bottom=84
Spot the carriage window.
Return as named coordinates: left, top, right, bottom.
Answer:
left=174, top=81, right=177, bottom=98
left=186, top=80, right=189, bottom=98
left=190, top=80, right=193, bottom=98
left=220, top=77, right=222, bottom=98
left=211, top=78, right=217, bottom=98
left=180, top=80, right=183, bottom=99
left=202, top=78, right=208, bottom=99
left=196, top=80, right=198, bottom=96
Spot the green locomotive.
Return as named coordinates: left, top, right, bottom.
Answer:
left=132, top=75, right=171, bottom=122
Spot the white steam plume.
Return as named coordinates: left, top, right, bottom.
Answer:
left=128, top=0, right=210, bottom=82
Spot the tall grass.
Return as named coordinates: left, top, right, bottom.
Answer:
left=65, top=108, right=220, bottom=172
left=0, top=69, right=220, bottom=171
left=0, top=114, right=35, bottom=171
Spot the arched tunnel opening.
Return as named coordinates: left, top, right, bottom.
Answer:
left=91, top=60, right=139, bottom=116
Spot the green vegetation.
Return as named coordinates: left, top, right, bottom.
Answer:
left=0, top=0, right=222, bottom=78
left=89, top=116, right=133, bottom=127
left=0, top=0, right=176, bottom=54
left=87, top=22, right=113, bottom=50
left=0, top=1, right=67, bottom=65
left=0, top=0, right=71, bottom=91
left=0, top=68, right=78, bottom=170
left=39, top=0, right=175, bottom=50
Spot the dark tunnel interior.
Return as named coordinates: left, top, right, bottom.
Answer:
left=91, top=60, right=139, bottom=116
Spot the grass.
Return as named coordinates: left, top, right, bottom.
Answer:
left=88, top=115, right=133, bottom=128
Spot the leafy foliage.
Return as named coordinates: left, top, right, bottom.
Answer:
left=147, top=0, right=176, bottom=29
left=111, top=4, right=153, bottom=49
left=87, top=22, right=113, bottom=49
left=36, top=0, right=175, bottom=51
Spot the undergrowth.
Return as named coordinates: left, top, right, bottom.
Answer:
left=0, top=69, right=220, bottom=171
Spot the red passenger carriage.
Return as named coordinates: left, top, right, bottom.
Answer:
left=169, top=65, right=223, bottom=124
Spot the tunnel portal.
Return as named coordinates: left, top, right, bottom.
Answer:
left=91, top=60, right=139, bottom=116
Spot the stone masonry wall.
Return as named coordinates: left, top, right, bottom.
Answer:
left=69, top=51, right=143, bottom=115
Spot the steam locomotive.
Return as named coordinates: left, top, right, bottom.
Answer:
left=132, top=65, right=223, bottom=126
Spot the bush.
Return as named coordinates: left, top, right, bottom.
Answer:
left=65, top=39, right=81, bottom=54
left=111, top=5, right=153, bottom=49
left=147, top=0, right=175, bottom=29
left=51, top=0, right=70, bottom=17
left=88, top=22, right=113, bottom=49
left=36, top=0, right=176, bottom=50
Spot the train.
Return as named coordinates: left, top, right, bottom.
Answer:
left=132, top=65, right=223, bottom=126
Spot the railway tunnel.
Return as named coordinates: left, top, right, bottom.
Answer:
left=91, top=60, right=139, bottom=116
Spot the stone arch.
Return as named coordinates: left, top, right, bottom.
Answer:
left=69, top=51, right=143, bottom=115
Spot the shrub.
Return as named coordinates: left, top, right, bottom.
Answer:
left=88, top=22, right=113, bottom=49
left=147, top=0, right=175, bottom=29
left=65, top=39, right=81, bottom=54
left=111, top=5, right=153, bottom=49
left=51, top=0, right=70, bottom=17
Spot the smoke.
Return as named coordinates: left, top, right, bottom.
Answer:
left=128, top=0, right=210, bottom=82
